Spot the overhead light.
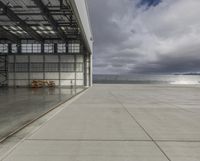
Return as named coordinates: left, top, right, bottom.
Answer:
left=50, top=31, right=56, bottom=34
left=39, top=26, right=45, bottom=30
left=36, top=31, right=42, bottom=34
left=46, top=26, right=52, bottom=30
left=17, top=31, right=23, bottom=34
left=17, top=26, right=23, bottom=30
left=43, top=31, right=48, bottom=34
left=10, top=31, right=17, bottom=34
left=31, top=26, right=37, bottom=30
left=3, top=26, right=9, bottom=30
left=61, top=27, right=65, bottom=30
left=10, top=26, right=17, bottom=30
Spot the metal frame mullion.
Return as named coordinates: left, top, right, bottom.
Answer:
left=74, top=53, right=77, bottom=89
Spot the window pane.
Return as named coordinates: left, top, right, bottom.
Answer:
left=44, top=44, right=54, bottom=53
left=21, top=44, right=41, bottom=53
left=58, top=44, right=66, bottom=53
left=8, top=63, right=14, bottom=72
left=60, top=63, right=74, bottom=72
left=30, top=63, right=43, bottom=72
left=45, top=63, right=58, bottom=72
left=68, top=43, right=80, bottom=53
left=12, top=44, right=17, bottom=53
left=76, top=63, right=83, bottom=72
left=0, top=44, right=8, bottom=53
left=33, top=44, right=41, bottom=53
left=16, top=63, right=29, bottom=72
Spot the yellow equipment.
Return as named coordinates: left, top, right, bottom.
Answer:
left=31, top=80, right=55, bottom=88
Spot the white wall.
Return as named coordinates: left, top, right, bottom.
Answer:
left=8, top=54, right=85, bottom=87
left=69, top=0, right=93, bottom=53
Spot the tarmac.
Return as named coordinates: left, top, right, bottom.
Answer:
left=1, top=84, right=200, bottom=161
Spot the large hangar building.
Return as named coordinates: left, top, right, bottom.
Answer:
left=0, top=0, right=93, bottom=87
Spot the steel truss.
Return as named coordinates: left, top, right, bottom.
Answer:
left=0, top=0, right=81, bottom=42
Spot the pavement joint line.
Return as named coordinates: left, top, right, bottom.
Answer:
left=0, top=88, right=89, bottom=161
left=26, top=139, right=153, bottom=142
left=109, top=91, right=172, bottom=161
left=25, top=139, right=200, bottom=142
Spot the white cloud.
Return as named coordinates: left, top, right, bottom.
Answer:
left=88, top=0, right=200, bottom=74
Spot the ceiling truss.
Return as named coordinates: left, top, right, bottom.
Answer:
left=0, top=0, right=81, bottom=42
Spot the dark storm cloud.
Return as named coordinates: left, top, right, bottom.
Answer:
left=133, top=55, right=200, bottom=74
left=138, top=0, right=162, bottom=7
left=88, top=0, right=131, bottom=48
left=87, top=0, right=200, bottom=74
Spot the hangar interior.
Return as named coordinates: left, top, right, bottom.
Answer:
left=0, top=0, right=92, bottom=88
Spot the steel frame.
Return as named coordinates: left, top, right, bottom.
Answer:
left=0, top=27, right=19, bottom=42
left=32, top=0, right=68, bottom=42
left=0, top=1, right=43, bottom=42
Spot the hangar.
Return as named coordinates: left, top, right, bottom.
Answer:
left=0, top=0, right=93, bottom=87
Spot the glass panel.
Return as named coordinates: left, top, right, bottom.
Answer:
left=21, top=44, right=41, bottom=53
left=68, top=43, right=80, bottom=53
left=30, top=63, right=43, bottom=72
left=58, top=44, right=66, bottom=53
left=76, top=63, right=83, bottom=72
left=60, top=63, right=74, bottom=72
left=16, top=63, right=29, bottom=72
left=44, top=44, right=54, bottom=53
left=45, top=63, right=59, bottom=72
left=0, top=44, right=8, bottom=53
left=11, top=44, right=17, bottom=53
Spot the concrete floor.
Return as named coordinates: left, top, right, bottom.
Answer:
left=1, top=84, right=200, bottom=161
left=0, top=87, right=84, bottom=141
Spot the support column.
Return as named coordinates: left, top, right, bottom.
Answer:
left=14, top=41, right=21, bottom=87
left=28, top=49, right=31, bottom=87
left=89, top=54, right=92, bottom=86
left=74, top=53, right=77, bottom=89
left=7, top=43, right=11, bottom=87
left=83, top=54, right=87, bottom=86
left=54, top=43, right=59, bottom=86
left=58, top=52, right=61, bottom=87
left=41, top=43, right=45, bottom=81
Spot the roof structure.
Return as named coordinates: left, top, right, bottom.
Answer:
left=0, top=0, right=81, bottom=42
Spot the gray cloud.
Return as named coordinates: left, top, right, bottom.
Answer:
left=87, top=0, right=200, bottom=74
left=133, top=55, right=200, bottom=74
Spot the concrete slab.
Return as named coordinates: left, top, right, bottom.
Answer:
left=3, top=141, right=168, bottom=161
left=2, top=84, right=200, bottom=161
left=123, top=103, right=175, bottom=109
left=73, top=91, right=118, bottom=104
left=157, top=142, right=200, bottom=161
left=68, top=103, right=123, bottom=109
left=126, top=107, right=200, bottom=141
left=29, top=106, right=150, bottom=140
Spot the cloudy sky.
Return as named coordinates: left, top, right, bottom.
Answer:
left=87, top=0, right=200, bottom=74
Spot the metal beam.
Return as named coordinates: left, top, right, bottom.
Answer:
left=1, top=11, right=72, bottom=16
left=32, top=0, right=67, bottom=42
left=0, top=1, right=43, bottom=42
left=0, top=26, right=19, bottom=42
